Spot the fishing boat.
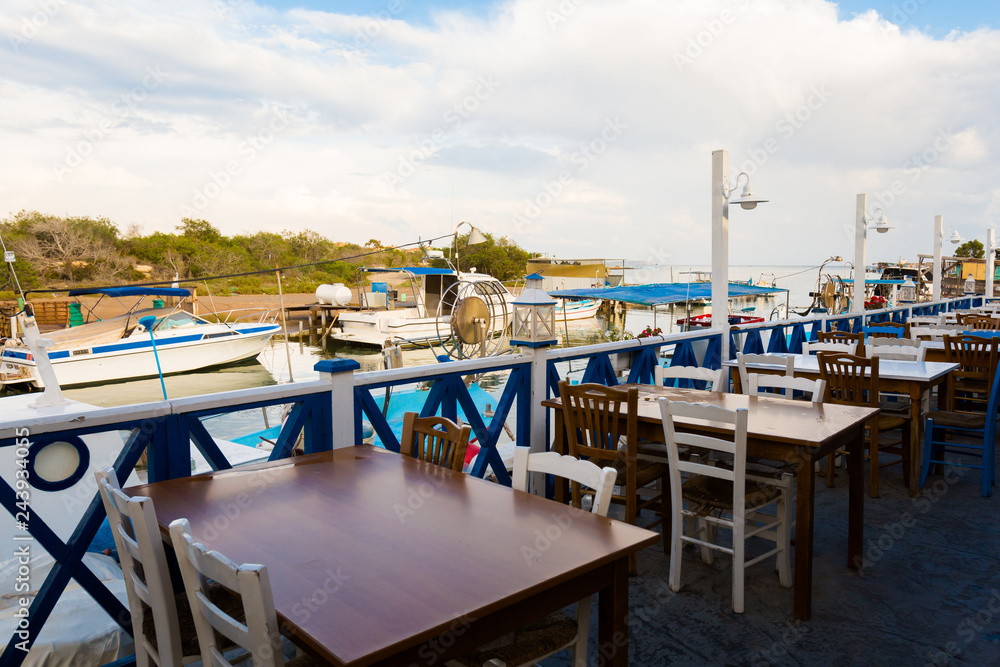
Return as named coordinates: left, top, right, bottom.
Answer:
left=0, top=287, right=280, bottom=389
left=333, top=266, right=515, bottom=349
left=554, top=297, right=602, bottom=320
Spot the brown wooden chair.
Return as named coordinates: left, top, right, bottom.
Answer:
left=944, top=334, right=1000, bottom=414
left=966, top=316, right=1000, bottom=331
left=558, top=381, right=668, bottom=575
left=818, top=330, right=864, bottom=355
left=401, top=412, right=471, bottom=472
left=817, top=352, right=910, bottom=498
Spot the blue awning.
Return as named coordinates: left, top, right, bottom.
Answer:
left=362, top=267, right=453, bottom=275
left=548, top=282, right=786, bottom=307
left=68, top=287, right=191, bottom=297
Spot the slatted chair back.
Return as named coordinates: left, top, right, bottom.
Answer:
left=870, top=336, right=920, bottom=349
left=735, top=352, right=792, bottom=395
left=801, top=341, right=857, bottom=356
left=95, top=469, right=183, bottom=667
left=513, top=448, right=617, bottom=517
left=818, top=330, right=863, bottom=348
left=558, top=381, right=637, bottom=468
left=909, top=315, right=945, bottom=326
left=817, top=351, right=879, bottom=408
left=967, top=315, right=1000, bottom=331
left=868, top=344, right=927, bottom=362
left=169, top=518, right=286, bottom=667
left=662, top=364, right=725, bottom=392
left=945, top=334, right=999, bottom=378
left=911, top=325, right=965, bottom=342
left=400, top=412, right=471, bottom=472
left=747, top=373, right=826, bottom=402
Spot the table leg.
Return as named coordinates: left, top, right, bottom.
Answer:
left=598, top=557, right=629, bottom=667
left=847, top=424, right=865, bottom=571
left=793, top=447, right=815, bottom=621
left=908, top=386, right=924, bottom=496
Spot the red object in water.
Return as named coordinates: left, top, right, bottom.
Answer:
left=676, top=314, right=765, bottom=327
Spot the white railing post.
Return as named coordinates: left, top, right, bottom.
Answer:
left=315, top=359, right=360, bottom=449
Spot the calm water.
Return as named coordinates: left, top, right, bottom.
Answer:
left=32, top=263, right=856, bottom=439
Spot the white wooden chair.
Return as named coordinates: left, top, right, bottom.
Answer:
left=908, top=315, right=945, bottom=325
left=95, top=468, right=195, bottom=667
left=911, top=325, right=965, bottom=342
left=747, top=373, right=825, bottom=402
left=169, top=519, right=315, bottom=667
left=452, top=449, right=617, bottom=667
left=801, top=341, right=856, bottom=355
left=657, top=400, right=791, bottom=614
left=735, top=352, right=793, bottom=395
left=868, top=344, right=927, bottom=362
left=659, top=364, right=726, bottom=391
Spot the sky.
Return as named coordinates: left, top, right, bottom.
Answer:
left=2, top=0, right=1000, bottom=267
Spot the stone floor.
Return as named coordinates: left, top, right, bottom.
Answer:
left=548, top=458, right=1000, bottom=666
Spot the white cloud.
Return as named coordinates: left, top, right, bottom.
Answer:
left=0, top=0, right=998, bottom=265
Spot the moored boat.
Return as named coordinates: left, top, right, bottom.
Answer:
left=0, top=287, right=280, bottom=389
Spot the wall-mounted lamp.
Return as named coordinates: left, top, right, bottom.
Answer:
left=725, top=172, right=768, bottom=210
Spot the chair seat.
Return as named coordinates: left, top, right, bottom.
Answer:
left=612, top=458, right=669, bottom=487
left=682, top=474, right=781, bottom=514
left=143, top=583, right=244, bottom=656
left=879, top=396, right=911, bottom=415
left=876, top=413, right=908, bottom=431
left=453, top=611, right=578, bottom=666
left=287, top=656, right=317, bottom=667
left=926, top=410, right=988, bottom=429
left=636, top=440, right=692, bottom=460
left=954, top=378, right=990, bottom=393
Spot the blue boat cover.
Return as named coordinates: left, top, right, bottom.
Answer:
left=548, top=282, right=786, bottom=306
left=68, top=286, right=191, bottom=297
left=362, top=267, right=453, bottom=275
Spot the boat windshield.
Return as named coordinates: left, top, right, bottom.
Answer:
left=151, top=311, right=208, bottom=331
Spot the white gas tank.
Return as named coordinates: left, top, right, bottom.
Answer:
left=316, top=283, right=352, bottom=306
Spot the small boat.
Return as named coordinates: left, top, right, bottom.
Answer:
left=554, top=298, right=602, bottom=321
left=0, top=287, right=280, bottom=389
left=676, top=313, right=765, bottom=328
left=333, top=266, right=515, bottom=349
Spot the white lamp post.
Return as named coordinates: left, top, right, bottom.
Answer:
left=987, top=229, right=996, bottom=300
left=453, top=220, right=486, bottom=273
left=851, top=194, right=893, bottom=313
left=711, top=150, right=767, bottom=361
left=931, top=217, right=960, bottom=301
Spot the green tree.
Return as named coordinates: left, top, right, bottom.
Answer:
left=955, top=239, right=985, bottom=259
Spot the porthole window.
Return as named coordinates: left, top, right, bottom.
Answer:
left=27, top=436, right=90, bottom=492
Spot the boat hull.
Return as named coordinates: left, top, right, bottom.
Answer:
left=555, top=298, right=602, bottom=321
left=0, top=324, right=279, bottom=388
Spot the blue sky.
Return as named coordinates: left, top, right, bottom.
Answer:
left=261, top=0, right=999, bottom=36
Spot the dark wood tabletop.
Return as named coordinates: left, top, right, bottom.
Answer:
left=128, top=445, right=659, bottom=666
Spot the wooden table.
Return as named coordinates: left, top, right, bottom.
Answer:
left=127, top=446, right=659, bottom=667
left=544, top=385, right=877, bottom=621
left=726, top=354, right=958, bottom=496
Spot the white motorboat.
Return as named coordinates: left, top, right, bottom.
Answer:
left=554, top=297, right=602, bottom=320
left=333, top=267, right=515, bottom=349
left=0, top=287, right=280, bottom=389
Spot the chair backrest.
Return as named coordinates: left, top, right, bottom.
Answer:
left=95, top=468, right=182, bottom=667
left=944, top=334, right=999, bottom=382
left=868, top=344, right=927, bottom=362
left=967, top=315, right=1000, bottom=331
left=735, top=352, right=792, bottom=394
left=801, top=341, right=857, bottom=356
left=558, top=381, right=637, bottom=469
left=169, top=518, right=286, bottom=667
left=658, top=400, right=749, bottom=521
left=818, top=330, right=863, bottom=346
left=400, top=412, right=470, bottom=472
left=816, top=351, right=878, bottom=407
left=869, top=336, right=919, bottom=349
left=662, top=364, right=725, bottom=392
left=512, top=448, right=617, bottom=517
left=747, top=373, right=826, bottom=402
left=910, top=326, right=964, bottom=342
left=908, top=315, right=944, bottom=326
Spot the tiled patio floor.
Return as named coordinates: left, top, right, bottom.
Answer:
left=550, top=459, right=1000, bottom=665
